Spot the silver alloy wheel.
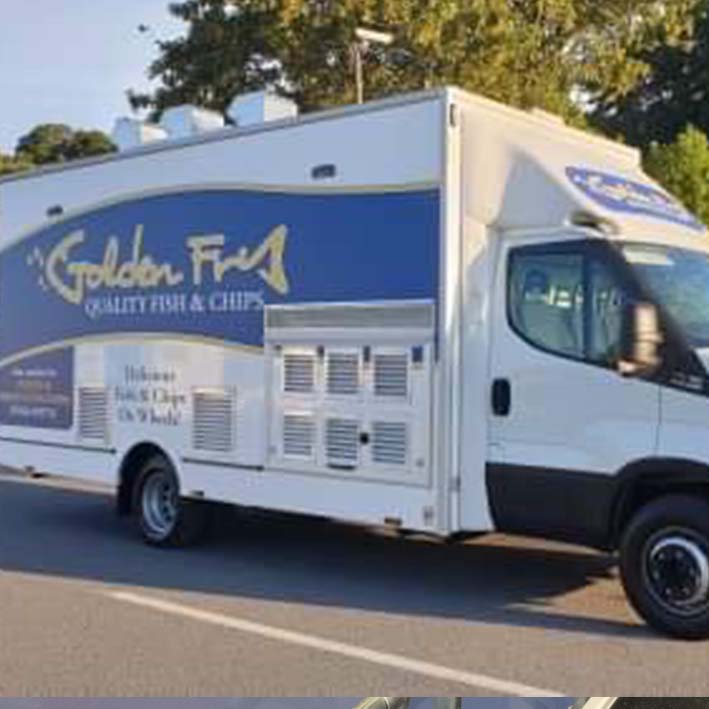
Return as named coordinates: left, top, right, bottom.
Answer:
left=645, top=531, right=709, bottom=615
left=141, top=470, right=178, bottom=538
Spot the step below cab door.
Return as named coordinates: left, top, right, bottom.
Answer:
left=486, top=236, right=660, bottom=546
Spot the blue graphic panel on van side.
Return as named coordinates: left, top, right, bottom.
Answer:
left=566, top=166, right=706, bottom=233
left=0, top=348, right=73, bottom=429
left=0, top=188, right=440, bottom=359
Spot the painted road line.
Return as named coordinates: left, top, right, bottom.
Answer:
left=107, top=589, right=563, bottom=697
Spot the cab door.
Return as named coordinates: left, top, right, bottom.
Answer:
left=486, top=237, right=660, bottom=545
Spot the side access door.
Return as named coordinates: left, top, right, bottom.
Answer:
left=486, top=236, right=660, bottom=546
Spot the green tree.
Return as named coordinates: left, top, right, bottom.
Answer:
left=593, top=0, right=709, bottom=148
left=16, top=124, right=74, bottom=165
left=65, top=130, right=118, bottom=160
left=132, top=0, right=700, bottom=123
left=645, top=125, right=709, bottom=226
left=0, top=153, right=33, bottom=177
left=16, top=124, right=115, bottom=165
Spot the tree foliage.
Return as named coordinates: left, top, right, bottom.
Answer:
left=0, top=153, right=33, bottom=177
left=645, top=125, right=709, bottom=226
left=0, top=124, right=115, bottom=178
left=132, top=0, right=700, bottom=123
left=64, top=129, right=117, bottom=161
left=593, top=0, right=709, bottom=148
left=16, top=124, right=115, bottom=166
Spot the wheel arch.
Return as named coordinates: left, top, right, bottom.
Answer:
left=116, top=441, right=180, bottom=516
left=610, top=457, right=709, bottom=547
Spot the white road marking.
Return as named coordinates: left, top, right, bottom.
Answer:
left=108, top=589, right=563, bottom=696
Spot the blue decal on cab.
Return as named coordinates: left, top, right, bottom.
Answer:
left=0, top=348, right=74, bottom=429
left=566, top=166, right=706, bottom=233
left=0, top=188, right=440, bottom=359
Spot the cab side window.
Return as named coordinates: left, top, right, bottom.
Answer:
left=588, top=259, right=627, bottom=366
left=508, top=245, right=629, bottom=367
left=508, top=251, right=585, bottom=359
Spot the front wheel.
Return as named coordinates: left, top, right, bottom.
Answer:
left=134, top=455, right=210, bottom=547
left=620, top=494, right=709, bottom=639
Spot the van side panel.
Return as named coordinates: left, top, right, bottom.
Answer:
left=0, top=96, right=451, bottom=534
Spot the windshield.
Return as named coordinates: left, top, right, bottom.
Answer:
left=622, top=242, right=709, bottom=348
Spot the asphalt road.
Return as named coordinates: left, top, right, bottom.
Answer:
left=1, top=469, right=708, bottom=696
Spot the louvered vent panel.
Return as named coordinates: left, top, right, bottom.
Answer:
left=78, top=387, right=109, bottom=442
left=193, top=390, right=235, bottom=453
left=326, top=418, right=359, bottom=465
left=372, top=421, right=408, bottom=466
left=266, top=302, right=434, bottom=330
left=374, top=353, right=409, bottom=398
left=327, top=352, right=359, bottom=395
left=282, top=414, right=315, bottom=459
left=283, top=352, right=316, bottom=394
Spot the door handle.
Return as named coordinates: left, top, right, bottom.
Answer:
left=492, top=378, right=511, bottom=416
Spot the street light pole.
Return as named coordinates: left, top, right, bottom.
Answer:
left=354, top=43, right=364, bottom=105
left=353, top=27, right=394, bottom=104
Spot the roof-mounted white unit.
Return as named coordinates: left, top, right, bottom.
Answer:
left=159, top=105, right=226, bottom=140
left=227, top=91, right=299, bottom=128
left=111, top=118, right=167, bottom=152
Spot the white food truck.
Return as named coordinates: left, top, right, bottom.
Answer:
left=2, top=87, right=709, bottom=638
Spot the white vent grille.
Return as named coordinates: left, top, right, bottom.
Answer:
left=283, top=413, right=315, bottom=459
left=268, top=325, right=431, bottom=484
left=374, top=353, right=409, bottom=398
left=193, top=390, right=235, bottom=453
left=326, top=352, right=359, bottom=395
left=372, top=421, right=408, bottom=466
left=326, top=418, right=359, bottom=466
left=78, top=387, right=109, bottom=442
left=283, top=352, right=316, bottom=394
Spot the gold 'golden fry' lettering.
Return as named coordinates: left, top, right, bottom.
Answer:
left=187, top=225, right=289, bottom=295
left=46, top=225, right=184, bottom=305
left=43, top=223, right=290, bottom=305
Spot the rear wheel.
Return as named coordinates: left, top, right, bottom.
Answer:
left=134, top=455, right=210, bottom=547
left=620, top=494, right=709, bottom=639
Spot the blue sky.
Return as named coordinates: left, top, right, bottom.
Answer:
left=0, top=1, right=184, bottom=153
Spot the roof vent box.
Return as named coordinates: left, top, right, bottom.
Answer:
left=159, top=105, right=226, bottom=139
left=111, top=118, right=167, bottom=152
left=227, top=91, right=299, bottom=128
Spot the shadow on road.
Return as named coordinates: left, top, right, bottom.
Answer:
left=0, top=475, right=646, bottom=640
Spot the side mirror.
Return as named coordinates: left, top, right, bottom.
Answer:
left=618, top=301, right=663, bottom=377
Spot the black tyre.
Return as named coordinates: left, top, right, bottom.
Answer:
left=620, top=494, right=709, bottom=639
left=133, top=455, right=210, bottom=547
